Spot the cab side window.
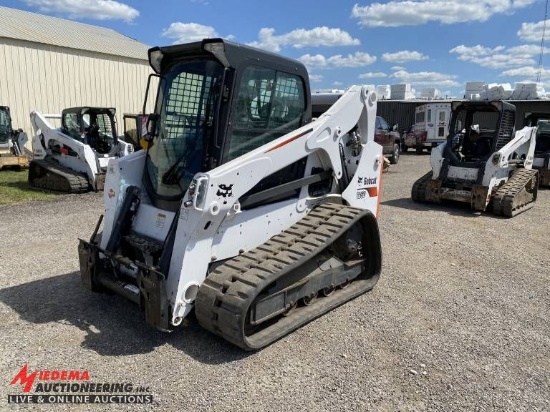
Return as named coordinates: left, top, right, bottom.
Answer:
left=62, top=113, right=82, bottom=140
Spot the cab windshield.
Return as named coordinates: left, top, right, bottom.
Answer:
left=146, top=60, right=224, bottom=199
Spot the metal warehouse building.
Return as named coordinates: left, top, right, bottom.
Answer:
left=0, top=6, right=152, bottom=138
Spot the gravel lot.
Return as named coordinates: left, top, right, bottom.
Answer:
left=0, top=154, right=548, bottom=411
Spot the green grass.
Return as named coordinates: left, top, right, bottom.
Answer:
left=0, top=169, right=60, bottom=205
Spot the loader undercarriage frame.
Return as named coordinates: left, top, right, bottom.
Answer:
left=412, top=168, right=538, bottom=217
left=78, top=202, right=382, bottom=349
left=423, top=175, right=490, bottom=211
left=196, top=202, right=381, bottom=350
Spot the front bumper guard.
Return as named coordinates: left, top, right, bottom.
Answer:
left=78, top=239, right=170, bottom=331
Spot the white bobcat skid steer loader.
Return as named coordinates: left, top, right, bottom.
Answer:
left=78, top=39, right=384, bottom=350
left=524, top=112, right=550, bottom=187
left=412, top=100, right=538, bottom=217
left=0, top=106, right=29, bottom=170
left=29, top=107, right=133, bottom=193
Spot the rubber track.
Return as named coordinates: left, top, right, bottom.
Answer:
left=411, top=171, right=433, bottom=202
left=29, top=158, right=89, bottom=193
left=492, top=168, right=538, bottom=217
left=195, top=202, right=380, bottom=350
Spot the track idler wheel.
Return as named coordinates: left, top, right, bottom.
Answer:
left=321, top=286, right=336, bottom=297
left=301, top=291, right=318, bottom=306
left=338, top=280, right=351, bottom=289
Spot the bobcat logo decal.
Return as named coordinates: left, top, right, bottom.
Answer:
left=217, top=184, right=233, bottom=198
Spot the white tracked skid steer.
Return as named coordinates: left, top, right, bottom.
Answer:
left=78, top=39, right=384, bottom=350
left=412, top=100, right=539, bottom=217
left=29, top=107, right=133, bottom=193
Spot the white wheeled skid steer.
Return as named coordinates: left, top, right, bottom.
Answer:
left=78, top=39, right=384, bottom=350
left=29, top=107, right=133, bottom=193
left=412, top=100, right=538, bottom=217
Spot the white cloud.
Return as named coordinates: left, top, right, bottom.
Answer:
left=450, top=44, right=543, bottom=69
left=500, top=66, right=550, bottom=77
left=390, top=70, right=460, bottom=87
left=299, top=54, right=328, bottom=68
left=333, top=81, right=343, bottom=86
left=23, top=0, right=139, bottom=22
left=299, top=52, right=376, bottom=69
left=359, top=72, right=387, bottom=79
left=351, top=0, right=536, bottom=28
left=248, top=27, right=360, bottom=52
left=449, top=45, right=506, bottom=59
left=382, top=50, right=428, bottom=63
left=391, top=66, right=406, bottom=71
left=507, top=44, right=545, bottom=59
left=513, top=0, right=538, bottom=7
left=518, top=20, right=549, bottom=42
left=309, top=74, right=324, bottom=82
left=162, top=22, right=218, bottom=44
left=329, top=52, right=377, bottom=67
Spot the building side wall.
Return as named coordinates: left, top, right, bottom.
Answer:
left=0, top=37, right=154, bottom=141
left=376, top=101, right=419, bottom=134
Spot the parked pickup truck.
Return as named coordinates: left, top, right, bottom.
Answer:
left=375, top=115, right=401, bottom=164
left=312, top=92, right=401, bottom=163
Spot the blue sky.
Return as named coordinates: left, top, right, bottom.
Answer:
left=3, top=0, right=549, bottom=97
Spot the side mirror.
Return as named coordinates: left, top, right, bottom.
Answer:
left=392, top=124, right=398, bottom=132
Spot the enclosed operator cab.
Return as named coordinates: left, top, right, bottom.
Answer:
left=143, top=39, right=311, bottom=211
left=61, top=107, right=119, bottom=155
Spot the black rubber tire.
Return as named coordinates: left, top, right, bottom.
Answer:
left=416, top=145, right=423, bottom=155
left=389, top=143, right=400, bottom=164
left=401, top=143, right=408, bottom=152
